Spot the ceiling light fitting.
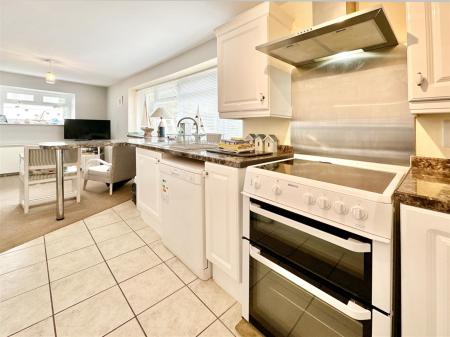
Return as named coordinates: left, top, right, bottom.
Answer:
left=45, top=59, right=56, bottom=84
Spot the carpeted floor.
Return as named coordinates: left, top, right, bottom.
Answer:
left=0, top=175, right=133, bottom=253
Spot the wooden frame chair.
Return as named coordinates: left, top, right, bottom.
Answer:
left=19, top=146, right=81, bottom=213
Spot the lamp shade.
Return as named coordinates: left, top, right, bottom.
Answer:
left=150, top=107, right=167, bottom=118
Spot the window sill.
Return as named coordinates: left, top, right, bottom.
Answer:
left=0, top=123, right=63, bottom=126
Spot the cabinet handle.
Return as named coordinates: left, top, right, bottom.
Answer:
left=416, top=72, right=425, bottom=86
left=259, top=92, right=265, bottom=103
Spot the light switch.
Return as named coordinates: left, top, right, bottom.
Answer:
left=443, top=120, right=450, bottom=148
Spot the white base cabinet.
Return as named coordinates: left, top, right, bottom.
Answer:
left=205, top=162, right=245, bottom=282
left=136, top=148, right=162, bottom=234
left=407, top=2, right=450, bottom=113
left=401, top=204, right=450, bottom=337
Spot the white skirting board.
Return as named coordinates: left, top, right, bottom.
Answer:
left=212, top=264, right=243, bottom=304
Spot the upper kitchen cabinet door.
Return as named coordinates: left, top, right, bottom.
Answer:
left=216, top=3, right=293, bottom=119
left=401, top=204, right=450, bottom=337
left=217, top=16, right=269, bottom=114
left=408, top=2, right=450, bottom=113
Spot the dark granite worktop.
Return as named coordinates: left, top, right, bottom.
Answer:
left=127, top=138, right=294, bottom=168
left=394, top=156, right=450, bottom=214
left=39, top=138, right=294, bottom=168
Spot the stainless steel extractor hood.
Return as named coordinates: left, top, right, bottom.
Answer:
left=256, top=5, right=398, bottom=66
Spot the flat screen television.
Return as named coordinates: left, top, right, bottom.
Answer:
left=64, top=119, right=111, bottom=140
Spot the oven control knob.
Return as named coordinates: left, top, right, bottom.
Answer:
left=272, top=184, right=282, bottom=195
left=351, top=206, right=368, bottom=221
left=333, top=201, right=348, bottom=215
left=317, top=196, right=331, bottom=210
left=253, top=177, right=261, bottom=190
left=303, top=193, right=315, bottom=205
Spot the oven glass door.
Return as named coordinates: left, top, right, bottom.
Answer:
left=249, top=246, right=372, bottom=337
left=249, top=200, right=372, bottom=305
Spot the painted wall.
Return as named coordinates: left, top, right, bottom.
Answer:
left=107, top=39, right=217, bottom=138
left=416, top=114, right=450, bottom=158
left=0, top=71, right=107, bottom=144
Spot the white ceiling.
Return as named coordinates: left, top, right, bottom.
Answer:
left=0, top=1, right=256, bottom=86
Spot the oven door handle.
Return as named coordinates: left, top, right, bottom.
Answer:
left=249, top=245, right=372, bottom=321
left=250, top=203, right=371, bottom=253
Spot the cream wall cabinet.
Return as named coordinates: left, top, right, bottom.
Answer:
left=407, top=2, right=450, bottom=113
left=205, top=162, right=245, bottom=281
left=216, top=3, right=294, bottom=119
left=136, top=148, right=162, bottom=234
left=401, top=204, right=450, bottom=336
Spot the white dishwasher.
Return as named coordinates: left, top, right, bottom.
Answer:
left=160, top=157, right=211, bottom=280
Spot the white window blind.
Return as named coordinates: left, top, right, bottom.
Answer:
left=0, top=86, right=75, bottom=125
left=138, top=68, right=242, bottom=139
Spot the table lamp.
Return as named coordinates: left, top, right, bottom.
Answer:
left=151, top=107, right=167, bottom=137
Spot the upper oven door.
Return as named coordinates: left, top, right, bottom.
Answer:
left=248, top=200, right=373, bottom=306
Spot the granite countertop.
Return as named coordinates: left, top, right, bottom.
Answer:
left=127, top=138, right=294, bottom=168
left=394, top=156, right=450, bottom=214
left=38, top=138, right=294, bottom=168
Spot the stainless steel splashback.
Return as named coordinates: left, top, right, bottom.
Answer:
left=290, top=45, right=414, bottom=166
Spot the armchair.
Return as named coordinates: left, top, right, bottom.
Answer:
left=83, top=145, right=136, bottom=195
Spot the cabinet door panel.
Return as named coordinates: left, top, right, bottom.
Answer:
left=205, top=163, right=243, bottom=281
left=408, top=3, right=450, bottom=102
left=218, top=16, right=269, bottom=113
left=136, top=153, right=160, bottom=225
left=401, top=205, right=450, bottom=337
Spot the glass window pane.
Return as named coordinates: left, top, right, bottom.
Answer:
left=1, top=86, right=74, bottom=125
left=43, top=96, right=66, bottom=104
left=6, top=92, right=34, bottom=101
left=139, top=68, right=242, bottom=139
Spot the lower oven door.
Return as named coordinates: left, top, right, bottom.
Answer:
left=248, top=244, right=379, bottom=337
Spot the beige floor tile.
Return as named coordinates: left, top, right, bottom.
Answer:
left=84, top=209, right=122, bottom=230
left=138, top=287, right=215, bottom=337
left=1, top=237, right=44, bottom=255
left=90, top=221, right=132, bottom=243
left=199, top=320, right=234, bottom=337
left=116, top=208, right=140, bottom=220
left=149, top=240, right=174, bottom=261
left=0, top=244, right=46, bottom=275
left=125, top=216, right=149, bottom=231
left=120, top=263, right=183, bottom=314
left=0, top=262, right=48, bottom=302
left=112, top=200, right=135, bottom=213
left=220, top=302, right=242, bottom=336
left=105, top=319, right=145, bottom=337
left=44, top=221, right=87, bottom=244
left=98, top=232, right=145, bottom=260
left=113, top=201, right=140, bottom=220
left=0, top=285, right=52, bottom=337
left=55, top=286, right=133, bottom=337
left=107, top=246, right=161, bottom=282
left=189, top=279, right=235, bottom=316
left=45, top=231, right=94, bottom=259
left=166, top=257, right=197, bottom=284
left=135, top=227, right=160, bottom=245
left=48, top=245, right=103, bottom=282
left=51, top=263, right=116, bottom=313
left=11, top=317, right=54, bottom=337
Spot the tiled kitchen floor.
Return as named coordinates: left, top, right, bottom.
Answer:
left=0, top=201, right=242, bottom=337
